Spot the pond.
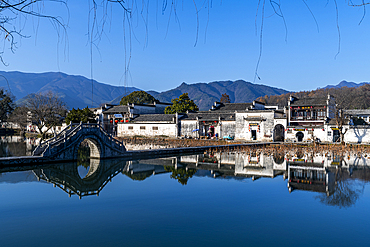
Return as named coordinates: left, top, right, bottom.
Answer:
left=1, top=137, right=370, bottom=246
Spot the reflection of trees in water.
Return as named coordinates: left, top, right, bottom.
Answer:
left=296, top=150, right=304, bottom=159
left=122, top=171, right=154, bottom=181
left=273, top=153, right=284, bottom=164
left=0, top=140, right=26, bottom=157
left=164, top=166, right=197, bottom=185
left=77, top=141, right=90, bottom=169
left=316, top=168, right=365, bottom=208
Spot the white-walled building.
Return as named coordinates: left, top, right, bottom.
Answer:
left=117, top=113, right=180, bottom=138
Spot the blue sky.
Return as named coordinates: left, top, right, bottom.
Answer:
left=1, top=1, right=370, bottom=93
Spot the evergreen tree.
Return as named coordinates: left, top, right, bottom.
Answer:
left=65, top=107, right=96, bottom=125
left=120, top=91, right=158, bottom=105
left=164, top=93, right=199, bottom=114
left=0, top=88, right=15, bottom=123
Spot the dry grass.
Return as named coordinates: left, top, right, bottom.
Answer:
left=116, top=136, right=370, bottom=156
left=117, top=136, right=241, bottom=148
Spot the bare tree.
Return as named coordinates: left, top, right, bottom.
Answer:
left=24, top=91, right=67, bottom=139
left=335, top=108, right=348, bottom=144
left=0, top=1, right=69, bottom=64
left=0, top=88, right=15, bottom=124
left=8, top=105, right=28, bottom=133
left=220, top=93, right=231, bottom=103
left=316, top=167, right=364, bottom=208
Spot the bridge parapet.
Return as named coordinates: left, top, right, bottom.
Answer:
left=33, top=123, right=126, bottom=160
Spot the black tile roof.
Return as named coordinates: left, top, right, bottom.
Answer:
left=212, top=103, right=252, bottom=112
left=344, top=109, right=370, bottom=115
left=104, top=105, right=129, bottom=114
left=290, top=97, right=327, bottom=106
left=131, top=114, right=178, bottom=122
left=183, top=112, right=235, bottom=121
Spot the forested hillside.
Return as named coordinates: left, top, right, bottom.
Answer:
left=257, top=84, right=370, bottom=109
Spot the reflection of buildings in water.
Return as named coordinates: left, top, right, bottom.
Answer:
left=287, top=164, right=335, bottom=196
left=234, top=152, right=287, bottom=180
left=0, top=136, right=23, bottom=142
left=286, top=152, right=370, bottom=196
left=342, top=154, right=370, bottom=169
left=180, top=151, right=370, bottom=197
left=286, top=153, right=337, bottom=195
left=7, top=150, right=370, bottom=198
left=179, top=152, right=288, bottom=179
left=123, top=159, right=170, bottom=180
left=180, top=153, right=236, bottom=178
left=0, top=136, right=39, bottom=157
left=25, top=137, right=39, bottom=156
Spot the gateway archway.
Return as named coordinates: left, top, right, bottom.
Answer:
left=273, top=124, right=285, bottom=142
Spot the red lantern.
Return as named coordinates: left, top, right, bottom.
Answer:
left=110, top=119, right=113, bottom=123
left=120, top=120, right=124, bottom=122
left=126, top=120, right=129, bottom=122
left=115, top=120, right=118, bottom=123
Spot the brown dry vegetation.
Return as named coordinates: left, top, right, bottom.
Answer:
left=206, top=143, right=370, bottom=158
left=117, top=136, right=370, bottom=156
left=256, top=84, right=370, bottom=109
left=117, top=136, right=242, bottom=148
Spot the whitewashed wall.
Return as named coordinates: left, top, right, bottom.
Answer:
left=285, top=127, right=330, bottom=142
left=117, top=123, right=178, bottom=137
left=220, top=121, right=235, bottom=138
left=180, top=120, right=198, bottom=138
left=343, top=126, right=370, bottom=144
left=235, top=111, right=275, bottom=141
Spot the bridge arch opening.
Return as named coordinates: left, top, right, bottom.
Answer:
left=76, top=138, right=102, bottom=160
left=77, top=158, right=101, bottom=180
left=86, top=139, right=101, bottom=159
left=273, top=153, right=285, bottom=165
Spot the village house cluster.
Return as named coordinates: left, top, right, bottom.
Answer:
left=20, top=94, right=370, bottom=144
left=89, top=94, right=370, bottom=144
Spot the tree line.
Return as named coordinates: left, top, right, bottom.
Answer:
left=0, top=89, right=199, bottom=139
left=256, top=84, right=370, bottom=109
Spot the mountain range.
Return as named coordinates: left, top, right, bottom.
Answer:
left=110, top=80, right=289, bottom=110
left=322, top=80, right=369, bottom=89
left=0, top=71, right=140, bottom=109
left=0, top=71, right=368, bottom=111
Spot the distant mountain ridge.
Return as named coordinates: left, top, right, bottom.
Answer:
left=0, top=71, right=140, bottom=109
left=112, top=80, right=290, bottom=110
left=4, top=70, right=364, bottom=111
left=322, top=80, right=369, bottom=89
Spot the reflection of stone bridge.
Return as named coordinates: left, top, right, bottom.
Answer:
left=32, top=123, right=126, bottom=161
left=33, top=159, right=128, bottom=199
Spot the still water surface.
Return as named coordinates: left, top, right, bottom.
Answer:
left=1, top=138, right=370, bottom=246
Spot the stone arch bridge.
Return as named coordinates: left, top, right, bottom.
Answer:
left=32, top=123, right=126, bottom=161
